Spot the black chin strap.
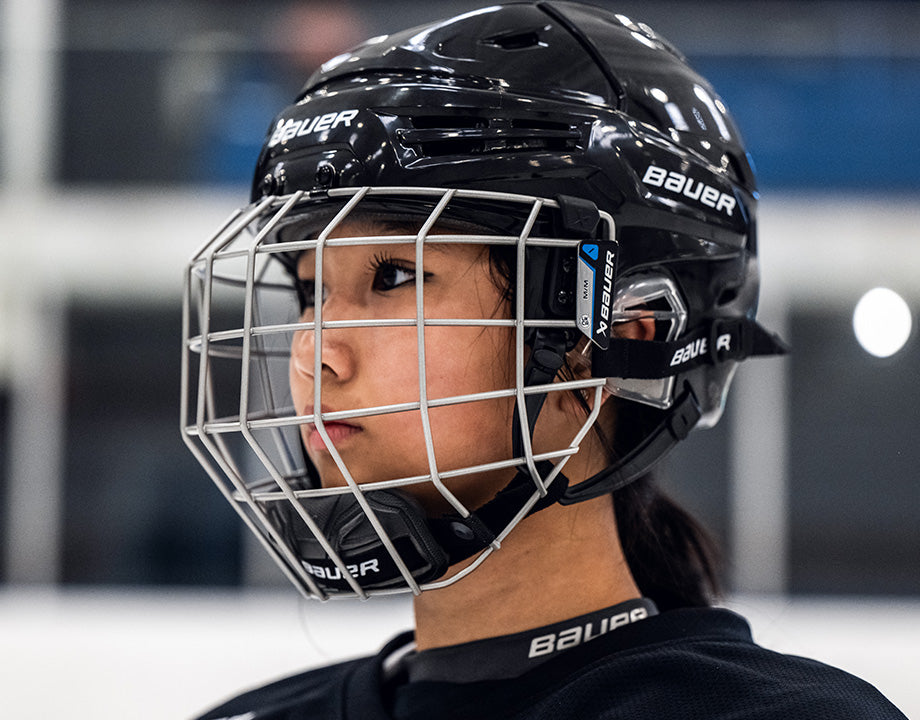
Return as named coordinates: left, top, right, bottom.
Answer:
left=560, top=384, right=701, bottom=504
left=562, top=317, right=788, bottom=504
left=426, top=329, right=573, bottom=568
left=426, top=317, right=788, bottom=554
left=428, top=460, right=569, bottom=566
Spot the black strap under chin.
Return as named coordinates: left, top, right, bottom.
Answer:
left=591, top=317, right=788, bottom=380
left=560, top=385, right=702, bottom=504
left=427, top=460, right=568, bottom=566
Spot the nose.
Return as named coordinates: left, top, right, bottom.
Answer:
left=290, top=295, right=359, bottom=384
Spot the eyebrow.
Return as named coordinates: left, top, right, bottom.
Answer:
left=299, top=239, right=456, bottom=257
left=295, top=242, right=457, bottom=274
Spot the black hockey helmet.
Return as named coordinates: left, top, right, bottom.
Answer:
left=182, top=1, right=786, bottom=599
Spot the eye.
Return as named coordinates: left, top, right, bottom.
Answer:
left=373, top=262, right=414, bottom=291
left=370, top=254, right=428, bottom=292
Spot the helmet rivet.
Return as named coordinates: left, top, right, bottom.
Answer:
left=314, top=164, right=335, bottom=187
left=258, top=173, right=277, bottom=197
left=450, top=521, right=475, bottom=541
left=557, top=290, right=571, bottom=305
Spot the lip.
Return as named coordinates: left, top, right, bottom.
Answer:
left=306, top=405, right=362, bottom=452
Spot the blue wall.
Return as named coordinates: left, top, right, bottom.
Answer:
left=696, top=55, right=920, bottom=190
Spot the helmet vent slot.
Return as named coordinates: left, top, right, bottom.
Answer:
left=399, top=117, right=580, bottom=158
left=482, top=30, right=544, bottom=51
left=410, top=115, right=488, bottom=130
left=510, top=118, right=572, bottom=132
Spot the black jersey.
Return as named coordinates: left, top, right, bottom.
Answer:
left=195, top=607, right=907, bottom=720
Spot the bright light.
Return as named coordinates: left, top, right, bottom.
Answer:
left=852, top=287, right=913, bottom=358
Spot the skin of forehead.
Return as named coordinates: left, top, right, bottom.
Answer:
left=294, top=215, right=493, bottom=280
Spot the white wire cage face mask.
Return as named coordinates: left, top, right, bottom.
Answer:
left=180, top=186, right=686, bottom=600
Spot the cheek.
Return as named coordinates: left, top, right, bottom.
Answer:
left=423, top=327, right=516, bottom=448
left=288, top=344, right=308, bottom=410
left=364, top=330, right=424, bottom=404
left=424, top=326, right=515, bottom=397
left=420, top=331, right=516, bottom=507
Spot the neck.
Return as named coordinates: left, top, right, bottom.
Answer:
left=412, top=494, right=640, bottom=650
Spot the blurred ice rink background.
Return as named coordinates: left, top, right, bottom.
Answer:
left=1, top=1, right=918, bottom=718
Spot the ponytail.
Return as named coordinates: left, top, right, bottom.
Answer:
left=614, top=474, right=723, bottom=611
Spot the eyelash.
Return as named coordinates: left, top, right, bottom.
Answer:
left=370, top=252, right=406, bottom=272
left=369, top=252, right=412, bottom=274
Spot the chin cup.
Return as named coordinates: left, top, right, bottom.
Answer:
left=267, top=490, right=449, bottom=593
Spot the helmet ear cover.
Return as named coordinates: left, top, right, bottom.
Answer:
left=566, top=314, right=787, bottom=501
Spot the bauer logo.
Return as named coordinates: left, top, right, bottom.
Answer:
left=268, top=109, right=360, bottom=147
left=669, top=333, right=732, bottom=367
left=301, top=558, right=380, bottom=581
left=576, top=240, right=618, bottom=350
left=642, top=165, right=736, bottom=217
left=528, top=606, right=649, bottom=658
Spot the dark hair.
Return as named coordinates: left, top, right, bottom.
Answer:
left=614, top=473, right=722, bottom=610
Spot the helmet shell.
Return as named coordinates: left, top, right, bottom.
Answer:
left=250, top=0, right=761, bottom=447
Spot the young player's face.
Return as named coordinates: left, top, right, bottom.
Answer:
left=288, top=218, right=517, bottom=513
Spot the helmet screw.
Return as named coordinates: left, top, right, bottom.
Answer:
left=258, top=173, right=277, bottom=197
left=314, top=164, right=335, bottom=187
left=450, top=521, right=475, bottom=541
left=557, top=290, right=571, bottom=305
